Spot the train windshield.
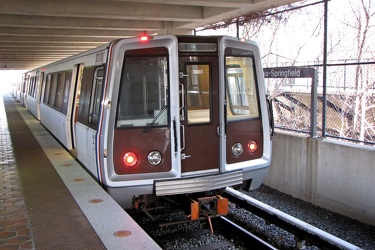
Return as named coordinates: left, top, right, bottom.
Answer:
left=225, top=56, right=259, bottom=121
left=116, top=48, right=169, bottom=128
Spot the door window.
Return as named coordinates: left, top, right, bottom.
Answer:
left=89, top=67, right=104, bottom=125
left=186, top=64, right=211, bottom=124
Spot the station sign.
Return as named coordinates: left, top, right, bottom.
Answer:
left=263, top=67, right=315, bottom=78
left=263, top=66, right=317, bottom=138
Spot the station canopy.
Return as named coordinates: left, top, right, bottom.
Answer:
left=0, top=0, right=299, bottom=70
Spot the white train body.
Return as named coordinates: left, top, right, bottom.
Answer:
left=20, top=35, right=272, bottom=208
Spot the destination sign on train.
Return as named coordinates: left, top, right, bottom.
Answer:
left=263, top=67, right=314, bottom=78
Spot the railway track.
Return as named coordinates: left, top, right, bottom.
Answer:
left=127, top=187, right=361, bottom=249
left=127, top=203, right=276, bottom=249
left=223, top=187, right=361, bottom=250
left=210, top=216, right=277, bottom=249
left=157, top=216, right=278, bottom=249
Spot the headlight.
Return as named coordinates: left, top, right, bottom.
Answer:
left=231, top=143, right=243, bottom=156
left=147, top=151, right=162, bottom=166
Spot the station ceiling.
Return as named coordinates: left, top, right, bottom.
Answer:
left=1, top=0, right=299, bottom=70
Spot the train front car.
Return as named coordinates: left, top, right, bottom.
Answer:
left=99, top=35, right=271, bottom=208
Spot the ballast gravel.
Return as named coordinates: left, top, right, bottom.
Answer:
left=245, top=185, right=375, bottom=249
left=133, top=185, right=375, bottom=249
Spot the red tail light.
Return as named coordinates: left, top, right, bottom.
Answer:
left=123, top=152, right=139, bottom=168
left=140, top=35, right=153, bottom=42
left=247, top=140, right=257, bottom=154
left=140, top=36, right=149, bottom=41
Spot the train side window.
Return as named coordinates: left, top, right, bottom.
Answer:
left=62, top=78, right=70, bottom=110
left=34, top=76, right=39, bottom=98
left=31, top=77, right=37, bottom=98
left=116, top=49, right=169, bottom=128
left=31, top=77, right=36, bottom=97
left=43, top=74, right=51, bottom=104
left=89, top=67, right=104, bottom=125
left=43, top=72, right=67, bottom=111
left=48, top=74, right=57, bottom=106
left=225, top=57, right=260, bottom=121
left=28, top=77, right=33, bottom=96
left=43, top=74, right=52, bottom=104
left=54, top=73, right=65, bottom=110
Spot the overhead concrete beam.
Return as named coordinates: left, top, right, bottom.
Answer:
left=157, top=22, right=193, bottom=35
left=203, top=6, right=237, bottom=19
left=0, top=35, right=113, bottom=44
left=110, top=0, right=297, bottom=9
left=0, top=41, right=97, bottom=48
left=0, top=47, right=87, bottom=52
left=0, top=41, right=106, bottom=48
left=0, top=27, right=140, bottom=38
left=0, top=14, right=166, bottom=31
left=0, top=58, right=67, bottom=62
left=0, top=58, right=65, bottom=63
left=0, top=55, right=73, bottom=60
left=0, top=52, right=76, bottom=57
left=173, top=0, right=300, bottom=29
left=0, top=61, right=59, bottom=70
left=109, top=0, right=251, bottom=8
left=0, top=0, right=205, bottom=21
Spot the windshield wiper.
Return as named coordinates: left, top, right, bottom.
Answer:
left=142, top=105, right=168, bottom=133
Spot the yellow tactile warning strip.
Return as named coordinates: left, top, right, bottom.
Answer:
left=1, top=94, right=105, bottom=249
left=0, top=96, right=33, bottom=250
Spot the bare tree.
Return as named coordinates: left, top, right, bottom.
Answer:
left=337, top=0, right=374, bottom=141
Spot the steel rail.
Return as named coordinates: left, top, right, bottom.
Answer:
left=224, top=187, right=361, bottom=250
left=212, top=216, right=277, bottom=250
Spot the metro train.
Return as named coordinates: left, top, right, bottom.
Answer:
left=15, top=35, right=272, bottom=208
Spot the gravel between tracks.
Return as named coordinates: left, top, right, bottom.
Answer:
left=130, top=185, right=374, bottom=249
left=244, top=185, right=375, bottom=249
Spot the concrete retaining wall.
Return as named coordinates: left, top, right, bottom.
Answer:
left=264, top=132, right=375, bottom=226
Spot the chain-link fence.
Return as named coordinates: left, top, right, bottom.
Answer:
left=324, top=63, right=375, bottom=144
left=197, top=0, right=375, bottom=145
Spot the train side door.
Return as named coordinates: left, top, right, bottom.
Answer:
left=179, top=56, right=220, bottom=174
left=71, top=64, right=84, bottom=151
left=37, top=72, right=44, bottom=120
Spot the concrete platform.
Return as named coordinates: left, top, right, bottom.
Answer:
left=0, top=92, right=161, bottom=249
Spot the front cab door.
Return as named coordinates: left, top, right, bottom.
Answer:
left=179, top=56, right=220, bottom=174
